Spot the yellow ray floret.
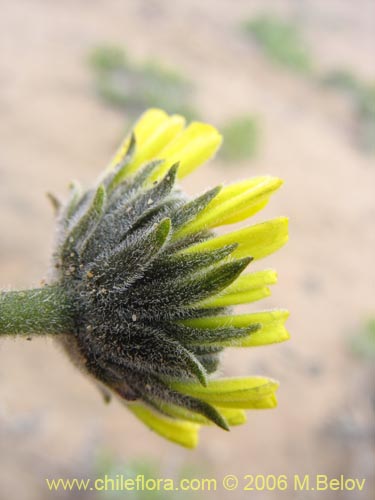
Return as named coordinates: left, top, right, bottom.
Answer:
left=183, top=217, right=288, bottom=260
left=171, top=377, right=279, bottom=409
left=126, top=115, right=186, bottom=175
left=128, top=403, right=199, bottom=448
left=150, top=122, right=222, bottom=181
left=182, top=309, right=290, bottom=346
left=152, top=401, right=247, bottom=427
left=197, top=287, right=270, bottom=308
left=174, top=177, right=283, bottom=237
left=108, top=109, right=170, bottom=169
left=196, top=269, right=278, bottom=307
left=106, top=109, right=222, bottom=184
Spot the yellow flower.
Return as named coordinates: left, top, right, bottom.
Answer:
left=54, top=108, right=289, bottom=448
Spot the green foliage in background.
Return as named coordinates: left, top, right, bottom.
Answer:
left=322, top=69, right=375, bottom=154
left=242, top=15, right=312, bottom=74
left=349, top=318, right=375, bottom=361
left=241, top=12, right=374, bottom=155
left=356, top=84, right=375, bottom=154
left=321, top=69, right=361, bottom=95
left=89, top=45, right=197, bottom=119
left=219, top=115, right=260, bottom=163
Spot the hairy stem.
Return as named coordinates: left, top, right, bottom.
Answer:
left=0, top=286, right=75, bottom=336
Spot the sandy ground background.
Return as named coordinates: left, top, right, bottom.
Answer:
left=0, top=1, right=374, bottom=499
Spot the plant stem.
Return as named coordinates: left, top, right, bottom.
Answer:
left=0, top=286, right=74, bottom=337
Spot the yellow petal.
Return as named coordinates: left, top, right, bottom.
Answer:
left=216, top=408, right=247, bottom=425
left=245, top=394, right=278, bottom=409
left=128, top=404, right=199, bottom=448
left=149, top=122, right=222, bottom=182
left=225, top=269, right=278, bottom=293
left=107, top=111, right=186, bottom=184
left=106, top=111, right=222, bottom=184
left=181, top=310, right=290, bottom=346
left=228, top=310, right=290, bottom=347
left=240, top=318, right=290, bottom=347
left=132, top=108, right=171, bottom=144
left=209, top=177, right=268, bottom=203
left=207, top=394, right=278, bottom=410
left=198, top=287, right=271, bottom=308
left=108, top=109, right=169, bottom=171
left=189, top=177, right=271, bottom=224
left=152, top=401, right=247, bottom=427
left=175, top=177, right=283, bottom=237
left=183, top=217, right=289, bottom=260
left=125, top=114, right=186, bottom=178
left=171, top=377, right=279, bottom=409
left=196, top=269, right=278, bottom=307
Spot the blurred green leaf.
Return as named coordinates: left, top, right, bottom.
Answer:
left=89, top=45, right=128, bottom=72
left=357, top=84, right=375, bottom=154
left=219, top=115, right=260, bottom=162
left=349, top=318, right=375, bottom=360
left=321, top=68, right=375, bottom=154
left=242, top=15, right=312, bottom=74
left=89, top=45, right=198, bottom=120
left=320, top=69, right=361, bottom=95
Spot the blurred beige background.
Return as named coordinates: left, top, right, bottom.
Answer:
left=0, top=1, right=374, bottom=499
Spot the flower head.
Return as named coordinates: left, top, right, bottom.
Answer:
left=52, top=109, right=289, bottom=448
